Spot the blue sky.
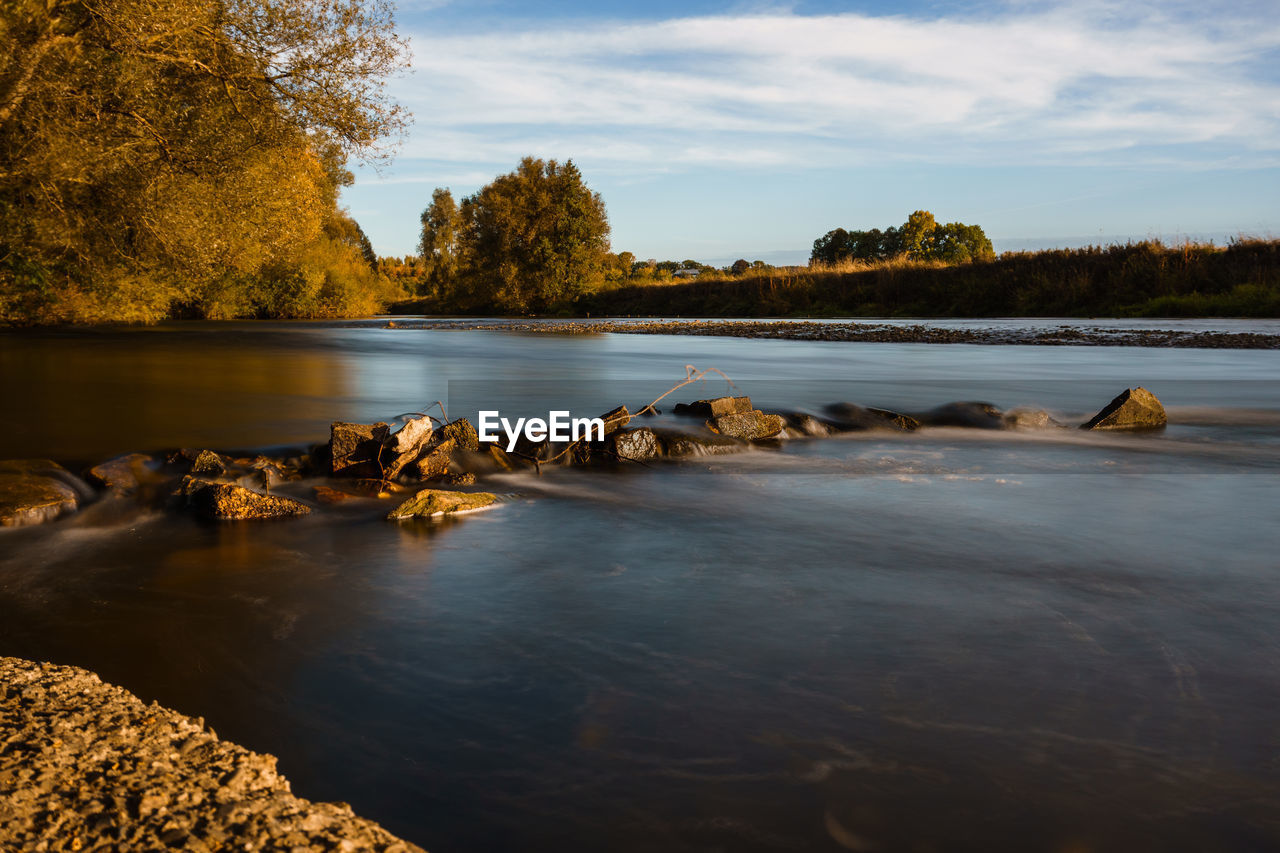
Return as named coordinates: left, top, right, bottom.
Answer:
left=342, top=0, right=1280, bottom=264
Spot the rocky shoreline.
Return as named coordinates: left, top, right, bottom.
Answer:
left=0, top=657, right=424, bottom=852
left=380, top=318, right=1280, bottom=349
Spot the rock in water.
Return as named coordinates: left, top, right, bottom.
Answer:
left=609, top=428, right=664, bottom=461
left=708, top=410, right=785, bottom=441
left=83, top=453, right=156, bottom=493
left=383, top=415, right=435, bottom=479
left=823, top=403, right=920, bottom=432
left=177, top=477, right=311, bottom=520
left=189, top=449, right=229, bottom=476
left=1003, top=408, right=1062, bottom=429
left=438, top=418, right=480, bottom=452
left=0, top=459, right=85, bottom=527
left=599, top=405, right=632, bottom=435
left=916, top=402, right=1006, bottom=429
left=656, top=430, right=743, bottom=457
left=776, top=412, right=832, bottom=437
left=1080, top=387, right=1167, bottom=431
left=387, top=489, right=498, bottom=519
left=388, top=414, right=434, bottom=454
left=329, top=421, right=391, bottom=478
left=674, top=396, right=753, bottom=418
left=412, top=438, right=456, bottom=480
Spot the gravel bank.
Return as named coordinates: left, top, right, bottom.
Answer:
left=380, top=319, right=1280, bottom=348
left=0, top=657, right=425, bottom=852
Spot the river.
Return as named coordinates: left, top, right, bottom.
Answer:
left=2, top=320, right=1279, bottom=852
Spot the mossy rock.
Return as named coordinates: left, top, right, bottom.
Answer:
left=1081, top=387, right=1167, bottom=431
left=175, top=476, right=311, bottom=521
left=386, top=489, right=498, bottom=520
left=707, top=410, right=785, bottom=441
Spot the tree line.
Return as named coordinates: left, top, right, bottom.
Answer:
left=1, top=0, right=409, bottom=323
left=811, top=211, right=995, bottom=266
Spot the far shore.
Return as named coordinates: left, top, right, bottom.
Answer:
left=377, top=318, right=1280, bottom=349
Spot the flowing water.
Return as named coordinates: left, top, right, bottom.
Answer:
left=2, top=321, right=1279, bottom=852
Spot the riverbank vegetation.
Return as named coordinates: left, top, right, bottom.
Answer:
left=572, top=239, right=1280, bottom=319
left=0, top=0, right=409, bottom=324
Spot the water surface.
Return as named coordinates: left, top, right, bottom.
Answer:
left=2, top=322, right=1278, bottom=852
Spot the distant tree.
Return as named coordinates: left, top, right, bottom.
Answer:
left=812, top=228, right=855, bottom=265
left=810, top=213, right=990, bottom=266
left=457, top=157, right=610, bottom=312
left=730, top=259, right=751, bottom=275
left=602, top=251, right=635, bottom=283
left=926, top=222, right=995, bottom=263
left=901, top=210, right=937, bottom=258
left=419, top=188, right=462, bottom=297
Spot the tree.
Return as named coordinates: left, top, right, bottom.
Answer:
left=730, top=259, right=751, bottom=275
left=328, top=213, right=378, bottom=271
left=418, top=188, right=462, bottom=298
left=809, top=213, right=990, bottom=266
left=0, top=0, right=410, bottom=322
left=812, top=228, right=855, bottom=265
left=926, top=222, right=995, bottom=263
left=901, top=210, right=937, bottom=258
left=455, top=158, right=611, bottom=312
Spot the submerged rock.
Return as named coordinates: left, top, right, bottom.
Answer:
left=1003, top=408, right=1063, bottom=429
left=83, top=453, right=156, bottom=494
left=312, top=485, right=354, bottom=505
left=329, top=421, right=391, bottom=478
left=0, top=459, right=85, bottom=527
left=1081, top=387, right=1167, bottom=430
left=608, top=427, right=665, bottom=462
left=387, top=488, right=498, bottom=519
left=916, top=402, right=1006, bottom=429
left=776, top=411, right=833, bottom=438
left=176, top=476, right=311, bottom=521
left=707, top=410, right=786, bottom=441
left=823, top=403, right=920, bottom=431
left=656, top=429, right=743, bottom=457
left=673, top=396, right=753, bottom=418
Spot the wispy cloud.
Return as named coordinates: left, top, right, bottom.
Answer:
left=386, top=2, right=1280, bottom=174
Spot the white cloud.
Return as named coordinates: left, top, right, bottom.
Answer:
left=382, top=3, right=1280, bottom=176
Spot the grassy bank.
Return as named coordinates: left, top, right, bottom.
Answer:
left=566, top=240, right=1280, bottom=319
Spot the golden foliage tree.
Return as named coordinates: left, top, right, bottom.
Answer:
left=0, top=0, right=409, bottom=322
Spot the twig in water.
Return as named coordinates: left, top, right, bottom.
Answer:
left=633, top=364, right=736, bottom=417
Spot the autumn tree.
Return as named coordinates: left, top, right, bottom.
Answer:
left=456, top=157, right=610, bottom=312
left=0, top=0, right=409, bottom=322
left=901, top=210, right=938, bottom=257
